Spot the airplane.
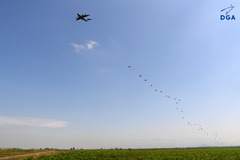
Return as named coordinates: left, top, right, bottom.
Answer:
left=76, top=13, right=92, bottom=22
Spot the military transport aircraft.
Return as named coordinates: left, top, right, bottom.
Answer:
left=76, top=13, right=92, bottom=22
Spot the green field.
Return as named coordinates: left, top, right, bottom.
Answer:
left=23, top=148, right=240, bottom=160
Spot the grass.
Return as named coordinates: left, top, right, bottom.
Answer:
left=0, top=148, right=68, bottom=160
left=0, top=149, right=44, bottom=158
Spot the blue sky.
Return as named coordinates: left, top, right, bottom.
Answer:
left=1, top=0, right=240, bottom=149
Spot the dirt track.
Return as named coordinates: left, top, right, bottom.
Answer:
left=0, top=151, right=55, bottom=160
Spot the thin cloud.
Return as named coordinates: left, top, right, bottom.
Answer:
left=86, top=40, right=98, bottom=49
left=70, top=40, right=98, bottom=53
left=0, top=116, right=68, bottom=128
left=71, top=43, right=85, bottom=53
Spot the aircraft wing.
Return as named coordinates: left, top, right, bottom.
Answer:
left=82, top=14, right=89, bottom=17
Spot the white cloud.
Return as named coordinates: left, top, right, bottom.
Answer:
left=71, top=43, right=85, bottom=53
left=70, top=40, right=98, bottom=53
left=86, top=40, right=98, bottom=49
left=0, top=116, right=68, bottom=128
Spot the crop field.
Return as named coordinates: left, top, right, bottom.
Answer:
left=23, top=148, right=240, bottom=160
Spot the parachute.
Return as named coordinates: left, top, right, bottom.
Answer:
left=128, top=65, right=223, bottom=145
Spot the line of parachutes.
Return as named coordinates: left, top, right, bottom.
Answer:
left=128, top=65, right=223, bottom=145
